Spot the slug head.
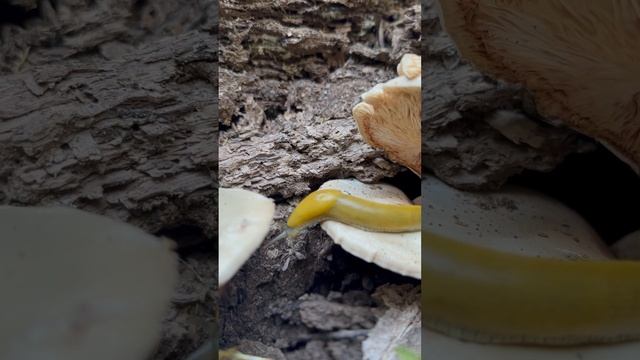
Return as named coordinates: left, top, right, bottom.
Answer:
left=287, top=189, right=342, bottom=229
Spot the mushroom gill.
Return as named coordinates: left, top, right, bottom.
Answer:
left=353, top=53, right=422, bottom=175
left=438, top=0, right=640, bottom=173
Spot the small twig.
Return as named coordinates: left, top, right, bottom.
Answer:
left=293, top=329, right=370, bottom=344
left=378, top=19, right=386, bottom=48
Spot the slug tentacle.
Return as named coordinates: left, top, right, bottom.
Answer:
left=272, top=227, right=305, bottom=242
left=271, top=229, right=290, bottom=242
left=287, top=189, right=342, bottom=229
left=285, top=189, right=421, bottom=234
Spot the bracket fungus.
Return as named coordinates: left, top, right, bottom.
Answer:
left=218, top=188, right=275, bottom=286
left=353, top=53, right=421, bottom=175
left=0, top=206, right=177, bottom=360
left=423, top=175, right=640, bottom=350
left=423, top=174, right=610, bottom=260
left=422, top=176, right=640, bottom=360
left=438, top=0, right=640, bottom=173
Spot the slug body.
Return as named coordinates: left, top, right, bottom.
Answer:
left=423, top=232, right=640, bottom=345
left=287, top=189, right=420, bottom=233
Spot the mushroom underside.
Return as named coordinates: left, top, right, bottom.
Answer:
left=438, top=0, right=640, bottom=173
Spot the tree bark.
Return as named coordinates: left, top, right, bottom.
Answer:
left=0, top=31, right=217, bottom=236
left=0, top=1, right=217, bottom=358
left=422, top=0, right=593, bottom=190
left=219, top=1, right=421, bottom=358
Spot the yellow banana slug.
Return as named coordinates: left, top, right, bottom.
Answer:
left=423, top=232, right=640, bottom=345
left=287, top=189, right=421, bottom=233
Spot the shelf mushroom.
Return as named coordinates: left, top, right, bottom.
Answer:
left=438, top=0, right=640, bottom=173
left=0, top=206, right=177, bottom=360
left=217, top=188, right=276, bottom=359
left=423, top=174, right=611, bottom=260
left=316, top=179, right=421, bottom=279
left=422, top=175, right=640, bottom=357
left=218, top=188, right=275, bottom=286
left=353, top=53, right=422, bottom=175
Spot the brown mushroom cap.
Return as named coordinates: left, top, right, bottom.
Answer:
left=353, top=53, right=421, bottom=175
left=438, top=1, right=640, bottom=173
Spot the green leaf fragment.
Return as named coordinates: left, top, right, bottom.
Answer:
left=395, top=346, right=420, bottom=360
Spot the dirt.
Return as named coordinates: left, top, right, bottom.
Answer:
left=219, top=0, right=420, bottom=358
left=0, top=1, right=216, bottom=359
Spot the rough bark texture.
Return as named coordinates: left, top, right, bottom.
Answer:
left=219, top=0, right=421, bottom=358
left=422, top=0, right=594, bottom=190
left=220, top=0, right=422, bottom=198
left=362, top=285, right=421, bottom=360
left=0, top=1, right=216, bottom=359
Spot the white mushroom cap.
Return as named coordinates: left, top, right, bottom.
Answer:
left=423, top=174, right=611, bottom=260
left=0, top=206, right=177, bottom=360
left=219, top=188, right=275, bottom=286
left=319, top=179, right=420, bottom=279
left=353, top=53, right=421, bottom=175
left=422, top=174, right=639, bottom=358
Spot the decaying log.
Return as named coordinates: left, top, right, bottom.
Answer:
left=0, top=30, right=217, bottom=237
left=0, top=1, right=217, bottom=359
